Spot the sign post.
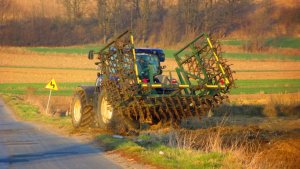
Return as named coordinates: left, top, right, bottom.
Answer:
left=45, top=79, right=58, bottom=114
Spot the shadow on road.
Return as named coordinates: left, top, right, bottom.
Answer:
left=0, top=142, right=101, bottom=164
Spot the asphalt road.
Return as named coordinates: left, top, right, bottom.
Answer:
left=0, top=99, right=122, bottom=169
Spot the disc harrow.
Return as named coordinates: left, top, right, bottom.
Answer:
left=93, top=30, right=234, bottom=127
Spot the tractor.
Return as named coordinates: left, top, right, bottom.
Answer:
left=70, top=30, right=234, bottom=132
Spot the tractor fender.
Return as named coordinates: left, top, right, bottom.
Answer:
left=75, top=85, right=95, bottom=106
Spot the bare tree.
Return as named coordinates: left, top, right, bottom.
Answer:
left=60, top=0, right=88, bottom=23
left=139, top=0, right=151, bottom=42
left=244, top=0, right=274, bottom=51
left=0, top=0, right=12, bottom=24
left=97, top=0, right=109, bottom=43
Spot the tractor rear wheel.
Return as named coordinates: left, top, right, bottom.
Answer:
left=96, top=90, right=140, bottom=133
left=71, top=90, right=93, bottom=128
left=96, top=90, right=114, bottom=129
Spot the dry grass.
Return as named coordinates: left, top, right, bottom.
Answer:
left=263, top=93, right=300, bottom=117
left=229, top=93, right=300, bottom=105
left=23, top=90, right=71, bottom=116
left=249, top=139, right=300, bottom=169
left=164, top=119, right=300, bottom=169
left=163, top=92, right=300, bottom=168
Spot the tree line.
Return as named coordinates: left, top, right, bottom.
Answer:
left=0, top=0, right=299, bottom=47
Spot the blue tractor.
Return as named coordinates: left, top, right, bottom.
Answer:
left=70, top=30, right=234, bottom=133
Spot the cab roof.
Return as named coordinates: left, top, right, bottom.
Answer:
left=135, top=48, right=165, bottom=62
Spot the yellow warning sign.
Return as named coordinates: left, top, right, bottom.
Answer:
left=45, top=79, right=58, bottom=90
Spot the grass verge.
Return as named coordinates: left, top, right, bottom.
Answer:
left=1, top=94, right=71, bottom=127
left=97, top=134, right=227, bottom=169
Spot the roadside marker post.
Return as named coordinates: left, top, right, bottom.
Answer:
left=45, top=79, right=58, bottom=114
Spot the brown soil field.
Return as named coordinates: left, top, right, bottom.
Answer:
left=0, top=67, right=96, bottom=83
left=162, top=69, right=300, bottom=80
left=1, top=47, right=300, bottom=83
left=229, top=60, right=300, bottom=71
left=234, top=71, right=300, bottom=80
left=0, top=47, right=95, bottom=69
left=164, top=59, right=300, bottom=71
left=1, top=66, right=299, bottom=84
left=1, top=47, right=299, bottom=71
left=163, top=59, right=300, bottom=80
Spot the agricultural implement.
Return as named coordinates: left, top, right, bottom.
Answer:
left=71, top=30, right=234, bottom=132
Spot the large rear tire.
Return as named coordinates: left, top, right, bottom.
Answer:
left=71, top=90, right=93, bottom=128
left=96, top=90, right=114, bottom=129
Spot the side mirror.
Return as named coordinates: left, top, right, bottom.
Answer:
left=158, top=54, right=165, bottom=62
left=88, top=50, right=94, bottom=60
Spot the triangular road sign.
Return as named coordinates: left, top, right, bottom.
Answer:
left=45, top=79, right=58, bottom=90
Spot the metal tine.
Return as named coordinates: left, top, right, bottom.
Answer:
left=168, top=96, right=180, bottom=120
left=162, top=97, right=175, bottom=121
left=132, top=106, right=139, bottom=120
left=175, top=96, right=186, bottom=119
left=183, top=97, right=193, bottom=117
left=153, top=106, right=160, bottom=120
left=145, top=105, right=152, bottom=122
left=159, top=106, right=167, bottom=124
left=190, top=96, right=200, bottom=118
left=135, top=101, right=145, bottom=122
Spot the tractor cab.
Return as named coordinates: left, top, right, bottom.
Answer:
left=135, top=48, right=165, bottom=82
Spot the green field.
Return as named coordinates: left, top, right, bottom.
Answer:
left=0, top=79, right=299, bottom=96
left=27, top=45, right=300, bottom=61
left=265, top=37, right=300, bottom=49
left=222, top=52, right=300, bottom=61
left=168, top=50, right=300, bottom=61
left=27, top=45, right=102, bottom=55
left=222, top=37, right=300, bottom=49
left=231, top=79, right=300, bottom=94
left=25, top=36, right=300, bottom=61
left=221, top=39, right=246, bottom=46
